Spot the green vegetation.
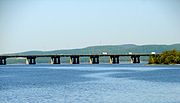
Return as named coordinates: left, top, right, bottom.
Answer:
left=149, top=49, right=180, bottom=64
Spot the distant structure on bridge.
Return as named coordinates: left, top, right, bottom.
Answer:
left=0, top=53, right=158, bottom=65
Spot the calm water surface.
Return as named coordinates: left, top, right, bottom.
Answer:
left=0, top=64, right=180, bottom=103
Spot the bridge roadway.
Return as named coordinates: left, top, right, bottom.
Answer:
left=0, top=54, right=159, bottom=65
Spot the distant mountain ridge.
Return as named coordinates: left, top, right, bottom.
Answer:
left=14, top=43, right=180, bottom=55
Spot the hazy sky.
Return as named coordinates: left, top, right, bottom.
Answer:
left=0, top=0, right=180, bottom=54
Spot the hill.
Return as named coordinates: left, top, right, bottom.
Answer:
left=14, top=43, right=180, bottom=55
left=4, top=43, right=180, bottom=63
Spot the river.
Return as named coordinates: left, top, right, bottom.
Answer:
left=0, top=64, right=180, bottom=103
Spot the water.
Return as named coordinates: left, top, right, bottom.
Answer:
left=0, top=64, right=180, bottom=103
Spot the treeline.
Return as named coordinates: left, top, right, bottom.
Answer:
left=149, top=49, right=180, bottom=64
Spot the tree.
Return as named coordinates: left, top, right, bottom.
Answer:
left=149, top=49, right=180, bottom=64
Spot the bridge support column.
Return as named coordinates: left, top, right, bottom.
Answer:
left=90, top=56, right=99, bottom=64
left=26, top=56, right=36, bottom=64
left=51, top=56, right=60, bottom=64
left=70, top=56, right=80, bottom=64
left=110, top=56, right=119, bottom=64
left=0, top=57, right=6, bottom=65
left=131, top=55, right=140, bottom=63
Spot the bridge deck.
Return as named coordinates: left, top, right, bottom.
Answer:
left=0, top=54, right=159, bottom=58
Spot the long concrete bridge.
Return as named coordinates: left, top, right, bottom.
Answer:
left=0, top=54, right=159, bottom=65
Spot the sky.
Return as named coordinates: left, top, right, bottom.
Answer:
left=0, top=0, right=180, bottom=54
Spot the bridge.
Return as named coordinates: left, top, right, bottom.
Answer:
left=0, top=54, right=159, bottom=65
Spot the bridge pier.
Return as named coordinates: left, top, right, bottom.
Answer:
left=26, top=56, right=36, bottom=64
left=110, top=56, right=119, bottom=64
left=131, top=55, right=140, bottom=63
left=0, top=57, right=6, bottom=65
left=70, top=56, right=80, bottom=64
left=90, top=56, right=99, bottom=64
left=51, top=56, right=60, bottom=64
